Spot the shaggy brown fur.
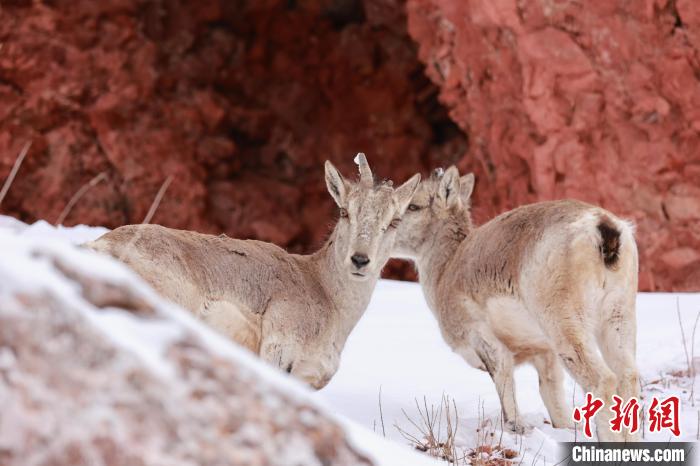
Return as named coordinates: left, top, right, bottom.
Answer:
left=393, top=167, right=640, bottom=442
left=86, top=156, right=420, bottom=389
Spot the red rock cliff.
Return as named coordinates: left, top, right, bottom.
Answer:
left=1, top=0, right=699, bottom=290
left=406, top=0, right=700, bottom=290
left=0, top=0, right=464, bottom=280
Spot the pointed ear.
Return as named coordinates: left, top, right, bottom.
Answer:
left=394, top=173, right=421, bottom=213
left=459, top=173, right=475, bottom=205
left=325, top=161, right=348, bottom=207
left=437, top=166, right=460, bottom=207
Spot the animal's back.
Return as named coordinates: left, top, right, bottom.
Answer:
left=451, top=199, right=636, bottom=302
left=85, top=224, right=300, bottom=314
left=440, top=199, right=637, bottom=361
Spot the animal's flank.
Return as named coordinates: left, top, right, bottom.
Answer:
left=84, top=155, right=421, bottom=390
left=394, top=175, right=640, bottom=440
left=597, top=216, right=621, bottom=268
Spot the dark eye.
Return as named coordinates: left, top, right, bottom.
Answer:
left=407, top=204, right=421, bottom=212
left=339, top=208, right=348, bottom=218
left=389, top=218, right=401, bottom=229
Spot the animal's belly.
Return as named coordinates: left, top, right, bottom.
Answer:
left=485, top=296, right=552, bottom=363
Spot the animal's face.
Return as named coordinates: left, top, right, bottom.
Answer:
left=325, top=155, right=420, bottom=281
left=393, top=167, right=475, bottom=259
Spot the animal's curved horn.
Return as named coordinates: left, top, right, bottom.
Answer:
left=354, top=152, right=373, bottom=187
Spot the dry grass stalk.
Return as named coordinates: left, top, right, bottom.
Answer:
left=394, top=394, right=462, bottom=464
left=142, top=175, right=173, bottom=224
left=470, top=403, right=520, bottom=466
left=56, top=172, right=107, bottom=225
left=675, top=297, right=700, bottom=405
left=117, top=175, right=174, bottom=262
left=0, top=141, right=31, bottom=208
left=391, top=393, right=527, bottom=465
left=677, top=297, right=691, bottom=375
left=378, top=386, right=386, bottom=437
left=469, top=444, right=519, bottom=466
left=393, top=394, right=521, bottom=465
left=688, top=310, right=700, bottom=405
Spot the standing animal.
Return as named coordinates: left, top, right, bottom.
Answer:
left=85, top=155, right=420, bottom=389
left=393, top=167, right=639, bottom=441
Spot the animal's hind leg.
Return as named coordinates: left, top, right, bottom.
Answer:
left=531, top=351, right=573, bottom=429
left=547, top=321, right=621, bottom=441
left=598, top=292, right=640, bottom=441
left=598, top=293, right=639, bottom=401
left=469, top=329, right=523, bottom=433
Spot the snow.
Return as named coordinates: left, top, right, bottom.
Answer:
left=343, top=419, right=442, bottom=466
left=319, top=280, right=700, bottom=463
left=3, top=216, right=698, bottom=465
left=22, top=219, right=108, bottom=244
left=0, top=217, right=441, bottom=466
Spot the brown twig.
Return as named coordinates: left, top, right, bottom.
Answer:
left=55, top=172, right=107, bottom=225
left=117, top=175, right=175, bottom=262
left=676, top=297, right=693, bottom=376
left=0, top=141, right=31, bottom=209
left=142, top=175, right=173, bottom=224
left=688, top=310, right=700, bottom=405
left=394, top=395, right=461, bottom=464
left=378, top=386, right=386, bottom=437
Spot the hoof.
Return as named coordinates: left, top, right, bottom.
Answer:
left=505, top=420, right=529, bottom=435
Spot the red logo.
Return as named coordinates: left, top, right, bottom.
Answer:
left=609, top=395, right=640, bottom=434
left=573, top=394, right=680, bottom=437
left=572, top=392, right=604, bottom=438
left=648, top=396, right=680, bottom=437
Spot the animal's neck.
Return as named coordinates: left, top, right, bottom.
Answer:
left=310, top=226, right=377, bottom=325
left=415, top=213, right=471, bottom=301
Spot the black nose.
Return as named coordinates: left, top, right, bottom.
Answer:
left=351, top=254, right=370, bottom=269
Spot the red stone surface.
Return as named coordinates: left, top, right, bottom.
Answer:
left=406, top=0, right=700, bottom=290
left=0, top=0, right=464, bottom=281
left=1, top=0, right=699, bottom=290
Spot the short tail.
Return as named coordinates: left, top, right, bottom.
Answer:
left=597, top=216, right=621, bottom=269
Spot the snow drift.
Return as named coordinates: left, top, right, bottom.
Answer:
left=0, top=219, right=437, bottom=466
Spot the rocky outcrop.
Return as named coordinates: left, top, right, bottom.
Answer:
left=1, top=0, right=699, bottom=289
left=0, top=229, right=373, bottom=465
left=0, top=0, right=462, bottom=283
left=405, top=0, right=700, bottom=290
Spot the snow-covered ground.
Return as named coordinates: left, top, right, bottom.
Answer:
left=0, top=218, right=440, bottom=466
left=319, top=280, right=700, bottom=463
left=6, top=218, right=699, bottom=465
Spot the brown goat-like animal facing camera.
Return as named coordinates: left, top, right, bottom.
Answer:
left=85, top=154, right=420, bottom=389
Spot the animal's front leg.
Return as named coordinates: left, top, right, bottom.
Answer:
left=259, top=307, right=298, bottom=373
left=470, top=329, right=523, bottom=433
left=200, top=300, right=261, bottom=353
left=259, top=339, right=295, bottom=373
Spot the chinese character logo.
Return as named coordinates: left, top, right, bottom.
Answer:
left=648, top=396, right=680, bottom=437
left=572, top=392, right=604, bottom=438
left=573, top=394, right=680, bottom=438
left=609, top=395, right=640, bottom=434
